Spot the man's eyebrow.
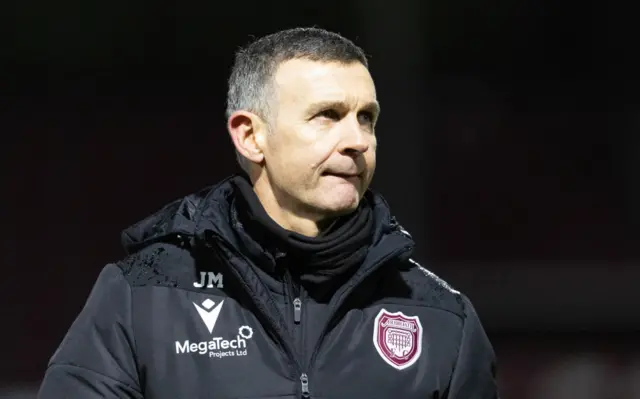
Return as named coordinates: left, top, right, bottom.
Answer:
left=306, top=100, right=380, bottom=114
left=364, top=101, right=381, bottom=115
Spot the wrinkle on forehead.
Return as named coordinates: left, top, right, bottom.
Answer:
left=274, top=59, right=377, bottom=110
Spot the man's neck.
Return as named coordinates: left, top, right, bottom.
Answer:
left=252, top=176, right=330, bottom=238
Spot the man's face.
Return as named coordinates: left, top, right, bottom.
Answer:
left=261, top=58, right=379, bottom=219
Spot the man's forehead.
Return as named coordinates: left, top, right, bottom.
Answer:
left=274, top=59, right=376, bottom=105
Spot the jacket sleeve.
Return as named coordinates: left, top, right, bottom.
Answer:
left=446, top=295, right=499, bottom=399
left=38, top=264, right=143, bottom=399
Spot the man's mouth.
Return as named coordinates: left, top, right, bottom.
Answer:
left=322, top=172, right=362, bottom=179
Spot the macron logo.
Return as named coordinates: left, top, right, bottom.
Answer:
left=193, top=299, right=224, bottom=334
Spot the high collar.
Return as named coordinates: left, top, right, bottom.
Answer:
left=120, top=174, right=414, bottom=296
left=227, top=175, right=377, bottom=290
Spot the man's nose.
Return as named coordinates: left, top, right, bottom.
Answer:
left=339, top=118, right=370, bottom=157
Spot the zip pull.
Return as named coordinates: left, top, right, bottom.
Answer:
left=293, top=297, right=302, bottom=324
left=300, top=373, right=310, bottom=398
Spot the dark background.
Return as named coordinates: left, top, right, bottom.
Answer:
left=3, top=0, right=639, bottom=397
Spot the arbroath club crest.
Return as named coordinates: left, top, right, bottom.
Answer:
left=373, top=309, right=423, bottom=370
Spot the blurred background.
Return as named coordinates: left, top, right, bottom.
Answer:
left=2, top=0, right=639, bottom=397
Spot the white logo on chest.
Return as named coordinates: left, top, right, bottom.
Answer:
left=174, top=298, right=254, bottom=360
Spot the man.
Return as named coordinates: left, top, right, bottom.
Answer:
left=39, top=27, right=499, bottom=398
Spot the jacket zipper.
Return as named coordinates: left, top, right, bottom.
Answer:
left=294, top=294, right=307, bottom=397
left=293, top=297, right=302, bottom=323
left=286, top=270, right=308, bottom=398
left=304, top=234, right=414, bottom=388
left=300, top=373, right=310, bottom=398
left=285, top=271, right=305, bottom=357
left=206, top=232, right=307, bottom=395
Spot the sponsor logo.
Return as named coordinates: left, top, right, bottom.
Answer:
left=175, top=298, right=254, bottom=359
left=193, top=298, right=224, bottom=333
left=373, top=309, right=423, bottom=370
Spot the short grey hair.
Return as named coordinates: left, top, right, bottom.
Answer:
left=226, top=27, right=369, bottom=173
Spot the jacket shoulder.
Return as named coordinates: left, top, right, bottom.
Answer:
left=394, top=258, right=466, bottom=319
left=115, top=241, right=201, bottom=289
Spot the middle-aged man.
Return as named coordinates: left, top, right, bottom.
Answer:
left=39, top=27, right=499, bottom=398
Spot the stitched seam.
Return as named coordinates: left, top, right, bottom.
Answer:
left=125, top=268, right=142, bottom=389
left=447, top=298, right=469, bottom=393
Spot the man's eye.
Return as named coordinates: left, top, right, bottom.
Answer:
left=358, top=111, right=374, bottom=125
left=316, top=109, right=341, bottom=120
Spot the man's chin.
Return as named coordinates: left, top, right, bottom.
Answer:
left=319, top=196, right=362, bottom=217
left=301, top=186, right=366, bottom=219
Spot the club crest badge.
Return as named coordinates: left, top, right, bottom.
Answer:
left=373, top=309, right=423, bottom=370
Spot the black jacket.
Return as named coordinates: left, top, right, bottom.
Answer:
left=39, top=176, right=499, bottom=398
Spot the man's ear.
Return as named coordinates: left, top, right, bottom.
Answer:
left=227, top=111, right=268, bottom=164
